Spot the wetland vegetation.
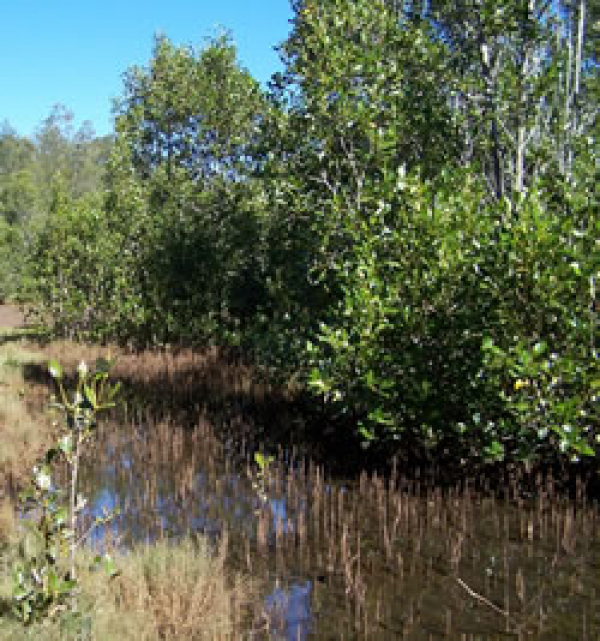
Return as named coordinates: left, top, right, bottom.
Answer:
left=1, top=0, right=598, bottom=638
left=0, top=327, right=598, bottom=639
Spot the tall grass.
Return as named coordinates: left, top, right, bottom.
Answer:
left=0, top=342, right=55, bottom=544
left=0, top=339, right=257, bottom=639
left=0, top=535, right=254, bottom=640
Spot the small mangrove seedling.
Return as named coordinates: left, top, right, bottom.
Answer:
left=11, top=357, right=121, bottom=626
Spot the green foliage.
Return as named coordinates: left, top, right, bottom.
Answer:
left=0, top=123, right=36, bottom=226
left=477, top=184, right=597, bottom=461
left=90, top=33, right=269, bottom=346
left=0, top=219, right=25, bottom=302
left=11, top=465, right=77, bottom=624
left=0, top=169, right=36, bottom=227
left=261, top=0, right=597, bottom=464
left=306, top=170, right=491, bottom=450
left=15, top=6, right=596, bottom=468
left=33, top=105, right=111, bottom=210
left=11, top=359, right=120, bottom=626
left=305, top=168, right=596, bottom=462
left=22, top=187, right=127, bottom=341
left=483, top=338, right=596, bottom=461
left=115, top=33, right=263, bottom=181
left=250, top=452, right=275, bottom=505
left=0, top=112, right=111, bottom=304
left=282, top=0, right=459, bottom=179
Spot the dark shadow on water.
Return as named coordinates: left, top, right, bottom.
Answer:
left=18, top=344, right=600, bottom=496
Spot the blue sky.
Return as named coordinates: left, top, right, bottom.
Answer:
left=1, top=1, right=294, bottom=139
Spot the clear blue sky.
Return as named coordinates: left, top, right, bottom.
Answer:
left=1, top=1, right=294, bottom=139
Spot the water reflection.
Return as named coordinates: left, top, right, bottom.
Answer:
left=77, top=414, right=600, bottom=639
left=265, top=580, right=313, bottom=640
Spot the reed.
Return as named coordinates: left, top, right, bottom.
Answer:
left=1, top=337, right=598, bottom=638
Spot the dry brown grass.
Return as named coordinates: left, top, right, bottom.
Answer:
left=0, top=501, right=16, bottom=548
left=88, top=534, right=254, bottom=640
left=0, top=338, right=122, bottom=498
left=0, top=534, right=255, bottom=641
left=0, top=305, right=26, bottom=330
left=0, top=342, right=58, bottom=546
left=0, top=338, right=259, bottom=639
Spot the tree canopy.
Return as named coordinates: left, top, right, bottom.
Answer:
left=8, top=5, right=597, bottom=469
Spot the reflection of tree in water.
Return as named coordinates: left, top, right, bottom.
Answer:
left=78, top=402, right=599, bottom=637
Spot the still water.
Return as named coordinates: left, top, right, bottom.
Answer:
left=77, top=410, right=599, bottom=640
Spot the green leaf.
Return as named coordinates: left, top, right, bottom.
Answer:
left=358, top=422, right=376, bottom=443
left=254, top=452, right=274, bottom=471
left=84, top=384, right=97, bottom=409
left=481, top=337, right=496, bottom=352
left=107, top=381, right=121, bottom=400
left=100, top=556, right=120, bottom=579
left=13, top=586, right=30, bottom=601
left=368, top=407, right=394, bottom=426
left=484, top=440, right=505, bottom=462
left=53, top=506, right=68, bottom=527
left=46, top=571, right=59, bottom=596
left=573, top=442, right=595, bottom=457
left=60, top=578, right=78, bottom=592
left=48, top=360, right=62, bottom=380
left=308, top=368, right=330, bottom=393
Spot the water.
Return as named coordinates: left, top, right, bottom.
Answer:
left=77, top=411, right=600, bottom=640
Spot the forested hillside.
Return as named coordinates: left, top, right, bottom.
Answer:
left=2, top=0, right=597, bottom=468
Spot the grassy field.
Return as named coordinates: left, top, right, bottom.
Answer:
left=0, top=306, right=258, bottom=639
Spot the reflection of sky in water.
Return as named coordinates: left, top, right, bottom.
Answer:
left=265, top=580, right=313, bottom=640
left=90, top=488, right=118, bottom=515
left=84, top=456, right=316, bottom=637
left=270, top=497, right=291, bottom=533
left=87, top=488, right=120, bottom=548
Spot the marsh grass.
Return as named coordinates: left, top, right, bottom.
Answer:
left=0, top=502, right=16, bottom=549
left=106, top=534, right=254, bottom=640
left=0, top=535, right=255, bottom=640
left=0, top=339, right=258, bottom=639
left=0, top=343, right=52, bottom=475
left=75, top=533, right=254, bottom=640
left=0, top=342, right=58, bottom=547
left=1, top=336, right=598, bottom=638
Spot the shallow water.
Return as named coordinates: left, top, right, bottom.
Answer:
left=75, top=408, right=600, bottom=640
